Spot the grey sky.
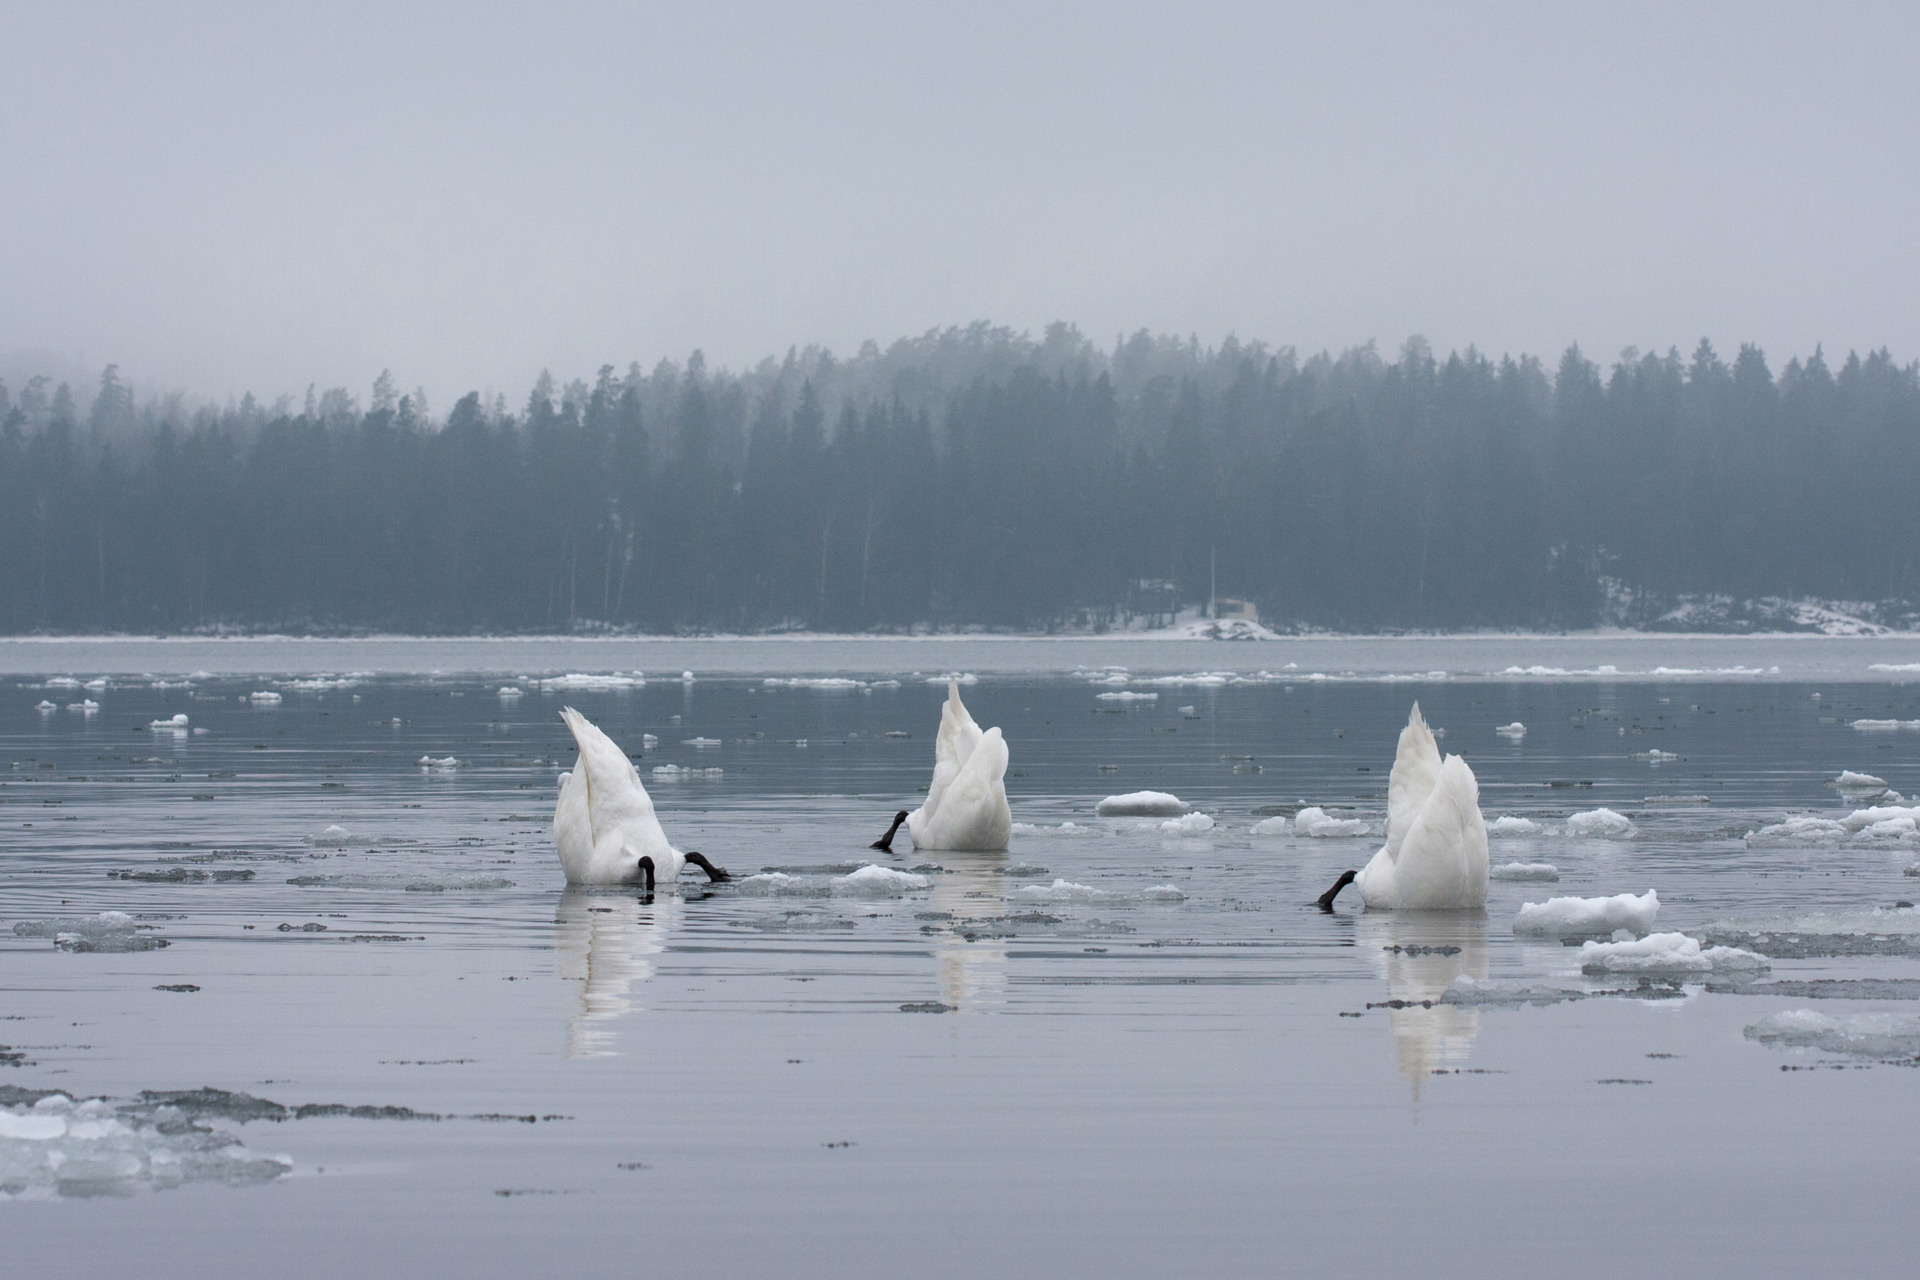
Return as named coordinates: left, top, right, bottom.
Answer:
left=4, top=1, right=1916, bottom=407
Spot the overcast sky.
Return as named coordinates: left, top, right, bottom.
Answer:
left=4, top=1, right=1916, bottom=406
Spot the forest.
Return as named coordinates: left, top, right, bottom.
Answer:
left=2, top=324, right=1917, bottom=635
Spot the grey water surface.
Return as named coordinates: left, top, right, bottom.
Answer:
left=4, top=644, right=1920, bottom=1277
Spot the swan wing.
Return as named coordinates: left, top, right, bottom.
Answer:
left=919, top=681, right=985, bottom=821
left=1386, top=755, right=1489, bottom=908
left=559, top=706, right=674, bottom=879
left=553, top=767, right=595, bottom=883
left=1384, top=702, right=1444, bottom=860
left=912, top=726, right=1011, bottom=851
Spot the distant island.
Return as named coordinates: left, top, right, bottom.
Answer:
left=3, top=324, right=1915, bottom=636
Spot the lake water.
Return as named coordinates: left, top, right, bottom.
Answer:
left=5, top=638, right=1920, bottom=1277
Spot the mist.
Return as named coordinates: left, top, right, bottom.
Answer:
left=4, top=1, right=1918, bottom=407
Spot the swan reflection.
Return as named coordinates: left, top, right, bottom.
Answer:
left=553, top=888, right=681, bottom=1058
left=1357, top=910, right=1488, bottom=1099
left=929, top=851, right=1009, bottom=1012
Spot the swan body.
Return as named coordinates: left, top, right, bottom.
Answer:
left=905, top=681, right=1012, bottom=852
left=555, top=707, right=727, bottom=887
left=1347, top=703, right=1488, bottom=910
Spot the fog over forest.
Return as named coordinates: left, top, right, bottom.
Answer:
left=2, top=323, right=1915, bottom=636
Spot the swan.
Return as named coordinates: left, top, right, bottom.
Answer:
left=555, top=706, right=730, bottom=889
left=1317, top=703, right=1488, bottom=911
left=871, top=680, right=1011, bottom=852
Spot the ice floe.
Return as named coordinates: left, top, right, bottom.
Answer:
left=1490, top=862, right=1559, bottom=881
left=539, top=672, right=644, bottom=691
left=1834, top=770, right=1889, bottom=793
left=1010, top=821, right=1098, bottom=836
left=1745, top=1009, right=1920, bottom=1058
left=34, top=700, right=56, bottom=713
left=13, top=911, right=168, bottom=952
left=1096, top=791, right=1188, bottom=817
left=497, top=686, right=524, bottom=699
left=763, top=677, right=868, bottom=689
left=1513, top=889, right=1659, bottom=937
left=651, top=764, right=723, bottom=778
left=417, top=755, right=460, bottom=770
left=1443, top=976, right=1590, bottom=1007
left=1012, top=878, right=1106, bottom=902
left=1840, top=803, right=1920, bottom=833
left=1141, top=884, right=1188, bottom=901
left=680, top=737, right=722, bottom=748
left=248, top=691, right=282, bottom=705
left=149, top=714, right=189, bottom=731
left=1488, top=816, right=1541, bottom=836
left=1495, top=722, right=1526, bottom=738
left=1632, top=748, right=1679, bottom=763
left=926, top=672, right=979, bottom=685
left=0, top=1094, right=290, bottom=1199
left=1564, top=808, right=1635, bottom=838
left=1158, top=812, right=1214, bottom=835
left=832, top=865, right=930, bottom=895
left=1249, top=816, right=1291, bottom=836
left=1746, top=817, right=1849, bottom=847
left=285, top=874, right=512, bottom=891
left=1577, top=931, right=1768, bottom=976
left=1292, top=807, right=1371, bottom=837
left=280, top=675, right=366, bottom=691
left=1095, top=691, right=1158, bottom=702
left=1852, top=719, right=1920, bottom=731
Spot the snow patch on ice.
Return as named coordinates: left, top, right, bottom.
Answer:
left=1491, top=862, right=1559, bottom=881
left=1577, top=931, right=1769, bottom=975
left=832, top=865, right=930, bottom=895
left=1565, top=808, right=1635, bottom=838
left=1096, top=791, right=1188, bottom=817
left=1514, top=889, right=1659, bottom=937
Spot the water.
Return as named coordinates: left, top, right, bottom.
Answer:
left=5, top=640, right=1920, bottom=1276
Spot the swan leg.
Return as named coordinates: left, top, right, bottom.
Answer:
left=684, top=852, right=730, bottom=883
left=631, top=856, right=656, bottom=893
left=1316, top=869, right=1357, bottom=913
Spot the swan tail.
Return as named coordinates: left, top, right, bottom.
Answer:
left=1384, top=702, right=1444, bottom=860
left=1393, top=755, right=1489, bottom=907
left=917, top=726, right=1010, bottom=850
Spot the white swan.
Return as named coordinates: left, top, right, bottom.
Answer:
left=554, top=706, right=730, bottom=889
left=1317, top=703, right=1488, bottom=910
left=872, top=681, right=1011, bottom=853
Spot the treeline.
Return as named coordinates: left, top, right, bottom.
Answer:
left=2, top=325, right=1918, bottom=633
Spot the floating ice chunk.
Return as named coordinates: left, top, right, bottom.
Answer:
left=731, top=872, right=821, bottom=897
left=248, top=691, right=282, bottom=705
left=763, top=677, right=867, bottom=689
left=14, top=910, right=138, bottom=939
left=1088, top=672, right=1131, bottom=686
left=1293, top=807, right=1371, bottom=838
left=1632, top=749, right=1679, bottom=763
left=1869, top=663, right=1920, bottom=673
left=35, top=700, right=57, bottom=712
left=1158, top=812, right=1214, bottom=835
left=1250, top=816, right=1291, bottom=836
left=280, top=675, right=366, bottom=691
left=306, top=824, right=368, bottom=847
left=417, top=755, right=460, bottom=770
left=285, top=873, right=512, bottom=890
left=1491, top=862, right=1560, bottom=881
left=1142, top=884, right=1188, bottom=901
left=832, top=865, right=930, bottom=895
left=497, top=686, right=524, bottom=699
left=641, top=733, right=659, bottom=748
left=1138, top=672, right=1232, bottom=687
left=1095, top=691, right=1158, bottom=702
left=1835, top=770, right=1889, bottom=792
left=1010, top=821, right=1096, bottom=836
left=1495, top=722, right=1527, bottom=738
left=0, top=1096, right=290, bottom=1197
left=1840, top=804, right=1920, bottom=832
left=1853, top=719, right=1920, bottom=731
left=1857, top=816, right=1920, bottom=842
left=1644, top=794, right=1710, bottom=805
left=1514, top=889, right=1659, bottom=937
left=681, top=671, right=695, bottom=682
left=539, top=672, right=644, bottom=691
left=43, top=677, right=82, bottom=689
left=1013, top=878, right=1104, bottom=902
left=1488, top=816, right=1541, bottom=836
left=1178, top=705, right=1199, bottom=717
left=651, top=764, right=723, bottom=778
left=1096, top=791, right=1188, bottom=817
left=1745, top=1009, right=1920, bottom=1057
left=681, top=737, right=722, bottom=747
left=1565, top=808, right=1635, bottom=838
left=1578, top=931, right=1768, bottom=975
left=1442, top=976, right=1589, bottom=1006
left=149, top=714, right=189, bottom=730
left=927, top=672, right=978, bottom=685
left=1747, top=817, right=1848, bottom=847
